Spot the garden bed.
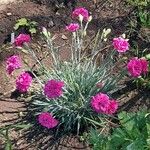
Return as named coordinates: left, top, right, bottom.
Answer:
left=0, top=0, right=150, bottom=149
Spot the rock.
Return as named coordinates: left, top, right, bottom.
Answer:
left=6, top=12, right=12, bottom=16
left=61, top=34, right=68, bottom=40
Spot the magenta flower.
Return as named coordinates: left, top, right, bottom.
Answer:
left=140, top=58, right=149, bottom=73
left=91, top=93, right=118, bottom=114
left=16, top=72, right=32, bottom=92
left=14, top=34, right=31, bottom=47
left=127, top=57, right=142, bottom=77
left=6, top=55, right=21, bottom=75
left=72, top=7, right=89, bottom=21
left=38, top=112, right=59, bottom=129
left=113, top=37, right=129, bottom=53
left=44, top=79, right=64, bottom=99
left=91, top=93, right=110, bottom=114
left=66, top=23, right=80, bottom=32
left=127, top=57, right=148, bottom=77
left=106, top=100, right=118, bottom=115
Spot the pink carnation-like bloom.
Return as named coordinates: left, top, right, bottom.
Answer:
left=72, top=7, right=89, bottom=21
left=106, top=100, right=118, bottom=115
left=91, top=93, right=118, bottom=114
left=16, top=72, right=32, bottom=92
left=127, top=57, right=148, bottom=77
left=113, top=37, right=129, bottom=53
left=140, top=58, right=149, bottom=73
left=127, top=58, right=142, bottom=77
left=38, top=112, right=59, bottom=129
left=14, top=34, right=31, bottom=47
left=6, top=55, right=21, bottom=75
left=66, top=23, right=80, bottom=32
left=44, top=79, right=64, bottom=99
left=91, top=93, right=110, bottom=114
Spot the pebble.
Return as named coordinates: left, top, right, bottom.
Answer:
left=61, top=34, right=68, bottom=40
left=6, top=12, right=12, bottom=16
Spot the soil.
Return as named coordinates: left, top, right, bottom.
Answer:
left=0, top=0, right=149, bottom=149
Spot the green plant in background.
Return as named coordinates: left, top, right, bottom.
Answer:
left=14, top=18, right=38, bottom=34
left=127, top=0, right=150, bottom=7
left=126, top=0, right=149, bottom=7
left=127, top=0, right=150, bottom=28
left=89, top=128, right=109, bottom=150
left=0, top=127, right=12, bottom=150
left=138, top=9, right=150, bottom=27
left=0, top=124, right=32, bottom=150
left=89, top=111, right=150, bottom=150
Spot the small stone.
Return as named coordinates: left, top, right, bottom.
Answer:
left=61, top=35, right=68, bottom=40
left=6, top=12, right=12, bottom=16
left=18, top=111, right=24, bottom=117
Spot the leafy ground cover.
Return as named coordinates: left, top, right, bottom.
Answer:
left=89, top=111, right=150, bottom=150
left=0, top=0, right=150, bottom=149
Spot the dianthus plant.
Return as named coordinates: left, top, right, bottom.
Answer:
left=23, top=9, right=125, bottom=135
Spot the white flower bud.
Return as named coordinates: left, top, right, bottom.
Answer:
left=88, top=16, right=92, bottom=22
left=42, top=27, right=49, bottom=38
left=102, top=28, right=111, bottom=40
left=79, top=14, right=84, bottom=22
left=104, top=28, right=111, bottom=37
left=122, top=33, right=126, bottom=38
left=83, top=30, right=87, bottom=36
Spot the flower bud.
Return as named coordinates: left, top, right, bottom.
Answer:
left=79, top=14, right=84, bottom=22
left=146, top=54, right=150, bottom=60
left=88, top=16, right=92, bottom=22
left=121, top=33, right=126, bottom=39
left=103, top=28, right=111, bottom=38
left=42, top=27, right=50, bottom=38
left=96, top=82, right=104, bottom=88
left=83, top=30, right=87, bottom=36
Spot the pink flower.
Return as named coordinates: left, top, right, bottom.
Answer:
left=127, top=58, right=142, bottom=77
left=66, top=23, right=80, bottom=32
left=44, top=79, right=64, bottom=99
left=113, top=37, right=129, bottom=53
left=38, top=112, right=59, bottom=129
left=6, top=55, right=21, bottom=75
left=91, top=93, right=118, bottom=114
left=91, top=93, right=110, bottom=114
left=106, top=100, right=118, bottom=115
left=72, top=7, right=89, bottom=21
left=140, top=58, right=149, bottom=73
left=127, top=57, right=148, bottom=77
left=16, top=72, right=32, bottom=92
left=14, top=34, right=31, bottom=47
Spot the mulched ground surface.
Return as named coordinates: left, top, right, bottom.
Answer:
left=0, top=0, right=149, bottom=149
